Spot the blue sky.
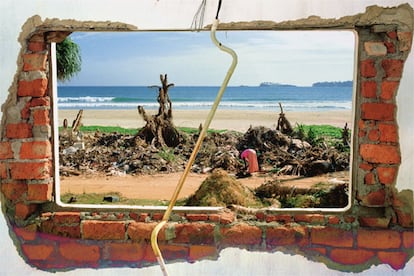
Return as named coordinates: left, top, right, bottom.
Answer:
left=62, top=30, right=355, bottom=86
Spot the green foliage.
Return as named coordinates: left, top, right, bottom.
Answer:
left=61, top=192, right=187, bottom=206
left=293, top=124, right=347, bottom=147
left=56, top=37, right=82, bottom=82
left=295, top=124, right=343, bottom=139
left=60, top=125, right=227, bottom=136
left=81, top=125, right=137, bottom=135
left=158, top=147, right=176, bottom=163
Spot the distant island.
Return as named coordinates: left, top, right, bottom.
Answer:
left=259, top=81, right=353, bottom=87
left=259, top=82, right=297, bottom=87
left=312, top=81, right=353, bottom=87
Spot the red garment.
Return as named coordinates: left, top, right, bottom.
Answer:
left=241, top=149, right=259, bottom=173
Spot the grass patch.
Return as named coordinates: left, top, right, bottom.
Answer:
left=60, top=125, right=228, bottom=136
left=61, top=192, right=187, bottom=206
left=294, top=124, right=344, bottom=139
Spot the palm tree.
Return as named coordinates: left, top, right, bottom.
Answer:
left=56, top=37, right=81, bottom=82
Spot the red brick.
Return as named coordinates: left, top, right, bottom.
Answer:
left=381, top=81, right=399, bottom=101
left=41, top=220, right=81, bottom=238
left=159, top=244, right=188, bottom=261
left=186, top=214, right=209, bottom=221
left=377, top=166, right=397, bottom=185
left=219, top=211, right=235, bottom=224
left=360, top=59, right=377, bottom=78
left=220, top=223, right=262, bottom=246
left=209, top=213, right=221, bottom=222
left=20, top=141, right=52, bottom=159
left=18, top=78, right=48, bottom=97
left=377, top=251, right=408, bottom=270
left=31, top=96, right=50, bottom=107
left=359, top=163, right=373, bottom=171
left=127, top=222, right=165, bottom=242
left=9, top=161, right=52, bottom=179
left=189, top=245, right=218, bottom=262
left=266, top=214, right=292, bottom=223
left=82, top=221, right=126, bottom=240
left=33, top=109, right=50, bottom=125
left=387, top=31, right=397, bottom=39
left=27, top=182, right=52, bottom=201
left=6, top=123, right=32, bottom=139
left=1, top=181, right=27, bottom=201
left=361, top=81, right=377, bottom=98
left=311, top=226, right=353, bottom=247
left=402, top=231, right=414, bottom=248
left=344, top=216, right=356, bottom=223
left=294, top=214, right=325, bottom=224
left=0, top=142, right=13, bottom=159
left=21, top=101, right=31, bottom=119
left=22, top=244, right=54, bottom=260
left=255, top=212, right=265, bottom=221
left=360, top=144, right=400, bottom=164
left=52, top=212, right=81, bottom=224
left=174, top=223, right=215, bottom=244
left=28, top=41, right=46, bottom=52
left=105, top=242, right=146, bottom=262
left=0, top=162, right=7, bottom=179
left=357, top=229, right=401, bottom=249
left=14, top=224, right=37, bottom=241
left=382, top=59, right=404, bottom=79
left=330, top=248, right=375, bottom=265
left=359, top=189, right=387, bottom=206
left=361, top=103, right=395, bottom=121
left=15, top=203, right=37, bottom=219
left=23, top=53, right=47, bottom=71
left=364, top=172, right=376, bottom=185
left=266, top=225, right=308, bottom=247
left=327, top=216, right=341, bottom=225
left=394, top=208, right=413, bottom=228
left=152, top=213, right=164, bottom=220
left=59, top=242, right=100, bottom=262
left=384, top=41, right=396, bottom=53
left=367, top=129, right=380, bottom=142
left=378, top=123, right=398, bottom=143
left=358, top=216, right=391, bottom=228
left=141, top=243, right=157, bottom=263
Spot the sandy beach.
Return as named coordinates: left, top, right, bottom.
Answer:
left=58, top=109, right=352, bottom=132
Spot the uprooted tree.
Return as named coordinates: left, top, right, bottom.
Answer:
left=136, top=74, right=181, bottom=147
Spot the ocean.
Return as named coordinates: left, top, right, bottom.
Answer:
left=57, top=85, right=352, bottom=112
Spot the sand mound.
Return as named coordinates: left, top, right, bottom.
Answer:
left=186, top=169, right=258, bottom=207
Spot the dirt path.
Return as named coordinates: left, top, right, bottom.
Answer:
left=59, top=171, right=348, bottom=200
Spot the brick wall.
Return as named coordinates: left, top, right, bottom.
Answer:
left=0, top=6, right=413, bottom=273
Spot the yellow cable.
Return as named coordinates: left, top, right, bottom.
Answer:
left=150, top=19, right=238, bottom=276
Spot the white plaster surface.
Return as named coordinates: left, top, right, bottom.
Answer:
left=0, top=0, right=413, bottom=274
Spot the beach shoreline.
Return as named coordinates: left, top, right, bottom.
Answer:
left=58, top=109, right=353, bottom=132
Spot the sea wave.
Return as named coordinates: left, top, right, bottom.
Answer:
left=58, top=100, right=352, bottom=111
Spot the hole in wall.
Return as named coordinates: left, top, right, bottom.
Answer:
left=53, top=30, right=356, bottom=210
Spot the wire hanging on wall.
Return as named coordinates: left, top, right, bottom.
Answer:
left=191, top=0, right=207, bottom=31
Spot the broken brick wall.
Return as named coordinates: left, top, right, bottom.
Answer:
left=0, top=3, right=413, bottom=273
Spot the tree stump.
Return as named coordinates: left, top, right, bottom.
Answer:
left=136, top=74, right=181, bottom=147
